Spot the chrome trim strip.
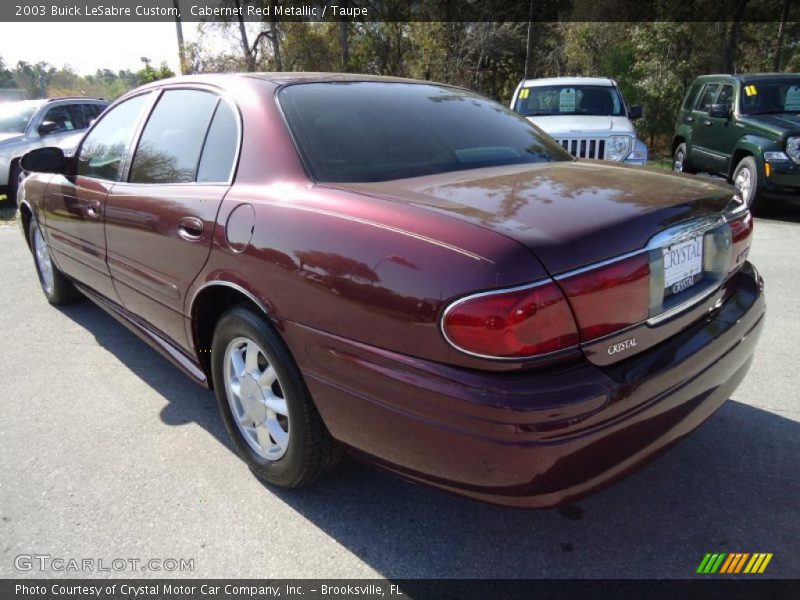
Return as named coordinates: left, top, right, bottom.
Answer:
left=554, top=248, right=645, bottom=280
left=646, top=283, right=722, bottom=326
left=189, top=280, right=270, bottom=317
left=438, top=279, right=580, bottom=361
left=440, top=214, right=734, bottom=361
left=555, top=215, right=726, bottom=282
left=77, top=282, right=208, bottom=385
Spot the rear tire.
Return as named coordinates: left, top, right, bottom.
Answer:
left=28, top=220, right=80, bottom=305
left=211, top=305, right=342, bottom=488
left=8, top=161, right=22, bottom=206
left=732, top=156, right=761, bottom=211
left=673, top=143, right=695, bottom=174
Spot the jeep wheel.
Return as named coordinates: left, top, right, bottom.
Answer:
left=673, top=143, right=695, bottom=174
left=732, top=156, right=760, bottom=211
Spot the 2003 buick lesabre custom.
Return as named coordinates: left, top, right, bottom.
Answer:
left=18, top=73, right=764, bottom=508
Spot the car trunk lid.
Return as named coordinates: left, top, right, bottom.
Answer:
left=328, top=161, right=744, bottom=363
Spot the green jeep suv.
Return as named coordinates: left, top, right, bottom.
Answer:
left=673, top=73, right=800, bottom=209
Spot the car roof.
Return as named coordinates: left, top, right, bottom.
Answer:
left=520, top=77, right=615, bottom=87
left=692, top=73, right=799, bottom=83
left=135, top=72, right=441, bottom=90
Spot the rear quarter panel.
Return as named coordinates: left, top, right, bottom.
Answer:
left=188, top=183, right=552, bottom=371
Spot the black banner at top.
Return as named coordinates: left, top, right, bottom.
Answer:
left=3, top=0, right=800, bottom=22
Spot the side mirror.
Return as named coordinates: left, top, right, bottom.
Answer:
left=38, top=121, right=61, bottom=136
left=709, top=103, right=731, bottom=119
left=628, top=105, right=643, bottom=120
left=20, top=147, right=66, bottom=174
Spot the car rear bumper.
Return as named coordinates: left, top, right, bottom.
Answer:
left=282, top=262, right=765, bottom=508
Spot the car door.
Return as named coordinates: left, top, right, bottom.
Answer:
left=44, top=93, right=152, bottom=302
left=688, top=82, right=721, bottom=172
left=699, top=83, right=737, bottom=173
left=104, top=88, right=239, bottom=351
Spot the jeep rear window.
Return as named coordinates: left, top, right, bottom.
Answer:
left=279, top=82, right=572, bottom=183
left=740, top=77, right=800, bottom=115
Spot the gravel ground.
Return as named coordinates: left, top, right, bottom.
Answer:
left=0, top=199, right=798, bottom=580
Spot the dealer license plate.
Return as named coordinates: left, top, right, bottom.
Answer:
left=663, top=236, right=704, bottom=297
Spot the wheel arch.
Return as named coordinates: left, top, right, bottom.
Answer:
left=189, top=281, right=273, bottom=387
left=18, top=200, right=34, bottom=250
left=729, top=147, right=755, bottom=180
left=671, top=135, right=686, bottom=155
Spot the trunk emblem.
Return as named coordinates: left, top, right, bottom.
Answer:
left=607, top=337, right=638, bottom=355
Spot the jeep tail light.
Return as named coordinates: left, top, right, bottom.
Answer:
left=441, top=281, right=579, bottom=359
left=558, top=254, right=651, bottom=342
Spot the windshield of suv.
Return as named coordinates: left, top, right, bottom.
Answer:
left=0, top=101, right=40, bottom=134
left=279, top=82, right=572, bottom=183
left=514, top=85, right=625, bottom=117
left=740, top=77, right=800, bottom=115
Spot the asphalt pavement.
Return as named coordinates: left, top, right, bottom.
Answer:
left=0, top=199, right=798, bottom=579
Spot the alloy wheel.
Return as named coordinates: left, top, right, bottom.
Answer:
left=673, top=150, right=685, bottom=172
left=734, top=166, right=753, bottom=206
left=33, top=225, right=55, bottom=296
left=223, top=336, right=290, bottom=460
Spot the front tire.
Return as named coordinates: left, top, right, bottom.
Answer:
left=673, top=143, right=695, bottom=174
left=8, top=161, right=22, bottom=206
left=211, top=306, right=342, bottom=488
left=28, top=220, right=80, bottom=305
left=732, top=156, right=761, bottom=211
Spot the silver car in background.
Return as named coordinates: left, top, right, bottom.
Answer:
left=0, top=97, right=108, bottom=204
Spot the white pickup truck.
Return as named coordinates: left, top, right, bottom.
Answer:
left=510, top=77, right=648, bottom=165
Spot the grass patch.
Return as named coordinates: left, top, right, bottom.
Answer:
left=648, top=158, right=673, bottom=171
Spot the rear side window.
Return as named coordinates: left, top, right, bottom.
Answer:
left=40, top=104, right=81, bottom=135
left=196, top=101, right=238, bottom=183
left=682, top=83, right=703, bottom=110
left=697, top=83, right=721, bottom=112
left=129, top=89, right=219, bottom=184
left=78, top=94, right=149, bottom=181
left=82, top=103, right=104, bottom=123
left=716, top=84, right=735, bottom=108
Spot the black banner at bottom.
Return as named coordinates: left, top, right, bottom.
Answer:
left=2, top=579, right=799, bottom=600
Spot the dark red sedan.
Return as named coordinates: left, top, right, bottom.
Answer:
left=18, top=74, right=763, bottom=507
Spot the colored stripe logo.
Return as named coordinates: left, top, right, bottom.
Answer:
left=697, top=553, right=773, bottom=574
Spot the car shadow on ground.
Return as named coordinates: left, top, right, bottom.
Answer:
left=57, top=300, right=800, bottom=578
left=755, top=198, right=800, bottom=224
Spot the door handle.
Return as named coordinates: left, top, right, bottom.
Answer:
left=685, top=116, right=694, bottom=123
left=177, top=216, right=204, bottom=241
left=86, top=200, right=101, bottom=218
left=703, top=120, right=713, bottom=126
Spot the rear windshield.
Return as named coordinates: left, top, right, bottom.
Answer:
left=740, top=77, right=800, bottom=115
left=278, top=82, right=571, bottom=183
left=514, top=85, right=625, bottom=117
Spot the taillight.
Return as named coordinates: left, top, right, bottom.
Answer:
left=441, top=281, right=579, bottom=359
left=728, top=210, right=753, bottom=272
left=558, top=253, right=651, bottom=342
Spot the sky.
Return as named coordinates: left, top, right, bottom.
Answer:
left=0, top=22, right=234, bottom=75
